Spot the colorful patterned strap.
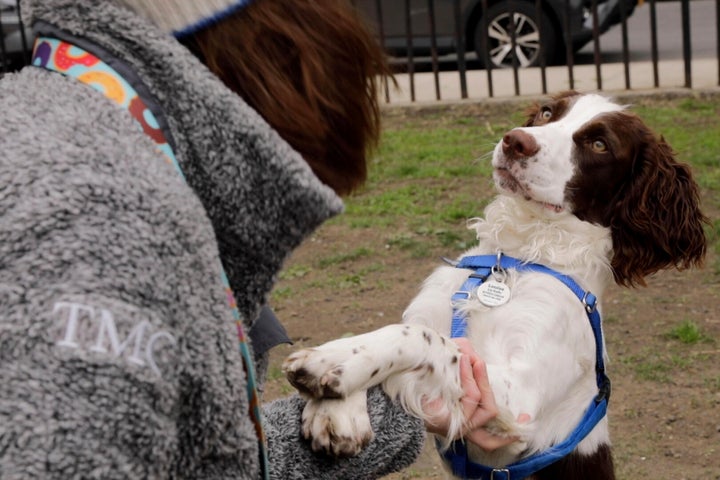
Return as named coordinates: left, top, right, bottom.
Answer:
left=32, top=37, right=269, bottom=478
left=32, top=37, right=180, bottom=172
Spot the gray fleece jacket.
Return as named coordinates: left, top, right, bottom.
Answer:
left=0, top=1, right=424, bottom=478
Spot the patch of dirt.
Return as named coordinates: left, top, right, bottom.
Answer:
left=264, top=102, right=720, bottom=480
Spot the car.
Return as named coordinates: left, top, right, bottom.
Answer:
left=354, top=0, right=640, bottom=68
left=0, top=0, right=32, bottom=71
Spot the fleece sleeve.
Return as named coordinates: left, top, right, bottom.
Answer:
left=263, top=387, right=425, bottom=480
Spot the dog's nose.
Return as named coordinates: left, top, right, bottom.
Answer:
left=502, top=130, right=539, bottom=159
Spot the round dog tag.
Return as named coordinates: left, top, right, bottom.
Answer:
left=476, top=280, right=511, bottom=307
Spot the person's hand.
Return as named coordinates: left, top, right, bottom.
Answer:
left=422, top=338, right=529, bottom=451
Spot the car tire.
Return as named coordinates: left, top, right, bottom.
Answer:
left=474, top=2, right=557, bottom=68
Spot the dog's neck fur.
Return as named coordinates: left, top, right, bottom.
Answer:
left=466, top=195, right=615, bottom=297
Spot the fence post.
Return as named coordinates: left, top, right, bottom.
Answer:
left=648, top=0, right=660, bottom=88
left=428, top=0, right=441, bottom=100
left=620, top=0, right=631, bottom=89
left=563, top=0, right=574, bottom=89
left=681, top=0, right=692, bottom=88
left=480, top=0, right=493, bottom=97
left=373, top=0, right=391, bottom=103
left=452, top=0, right=468, bottom=99
left=590, top=0, right=602, bottom=90
left=16, top=0, right=29, bottom=65
left=535, top=0, right=547, bottom=93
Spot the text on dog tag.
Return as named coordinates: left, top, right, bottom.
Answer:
left=476, top=280, right=511, bottom=307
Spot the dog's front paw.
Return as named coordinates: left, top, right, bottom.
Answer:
left=283, top=348, right=349, bottom=399
left=302, top=391, right=374, bottom=457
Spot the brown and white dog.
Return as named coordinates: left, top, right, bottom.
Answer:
left=283, top=91, right=707, bottom=479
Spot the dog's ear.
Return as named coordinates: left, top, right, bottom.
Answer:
left=610, top=133, right=708, bottom=286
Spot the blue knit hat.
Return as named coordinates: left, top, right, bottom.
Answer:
left=119, top=0, right=253, bottom=38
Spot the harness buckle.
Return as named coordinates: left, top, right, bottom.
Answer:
left=451, top=291, right=471, bottom=305
left=582, top=291, right=597, bottom=314
left=490, top=468, right=510, bottom=480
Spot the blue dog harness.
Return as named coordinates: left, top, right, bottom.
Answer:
left=440, top=253, right=611, bottom=480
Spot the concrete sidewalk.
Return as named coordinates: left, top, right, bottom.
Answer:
left=383, top=58, right=719, bottom=104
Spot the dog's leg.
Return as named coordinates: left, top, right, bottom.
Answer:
left=283, top=324, right=462, bottom=400
left=283, top=324, right=467, bottom=453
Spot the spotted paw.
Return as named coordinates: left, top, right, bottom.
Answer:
left=302, top=391, right=374, bottom=457
left=282, top=347, right=354, bottom=399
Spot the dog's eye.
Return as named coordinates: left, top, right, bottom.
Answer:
left=591, top=140, right=607, bottom=153
left=540, top=108, right=552, bottom=121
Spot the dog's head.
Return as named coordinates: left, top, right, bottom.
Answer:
left=492, top=91, right=707, bottom=286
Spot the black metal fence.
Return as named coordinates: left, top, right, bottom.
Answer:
left=354, top=0, right=720, bottom=102
left=3, top=0, right=719, bottom=103
left=0, top=0, right=31, bottom=73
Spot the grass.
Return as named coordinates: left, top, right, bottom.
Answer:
left=665, top=320, right=713, bottom=344
left=620, top=350, right=695, bottom=383
left=619, top=319, right=716, bottom=385
left=623, top=354, right=674, bottom=383
left=371, top=127, right=491, bottom=180
left=317, top=247, right=374, bottom=268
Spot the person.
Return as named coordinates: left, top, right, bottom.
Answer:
left=0, top=0, right=514, bottom=478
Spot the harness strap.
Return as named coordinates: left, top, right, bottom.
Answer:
left=443, top=254, right=611, bottom=479
left=452, top=255, right=607, bottom=387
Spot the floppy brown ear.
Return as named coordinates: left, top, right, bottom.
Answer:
left=610, top=134, right=708, bottom=286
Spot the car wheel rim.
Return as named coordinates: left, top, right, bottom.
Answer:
left=487, top=12, right=541, bottom=68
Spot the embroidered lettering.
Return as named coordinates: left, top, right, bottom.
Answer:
left=146, top=331, right=177, bottom=376
left=54, top=301, right=94, bottom=348
left=54, top=301, right=177, bottom=377
left=90, top=311, right=148, bottom=367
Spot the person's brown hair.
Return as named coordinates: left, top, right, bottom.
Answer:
left=181, top=0, right=392, bottom=195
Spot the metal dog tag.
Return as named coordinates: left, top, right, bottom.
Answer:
left=476, top=280, right=511, bottom=307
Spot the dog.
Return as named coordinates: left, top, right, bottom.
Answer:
left=282, top=91, right=707, bottom=479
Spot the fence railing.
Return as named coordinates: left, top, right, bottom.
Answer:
left=354, top=0, right=720, bottom=103
left=3, top=0, right=719, bottom=103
